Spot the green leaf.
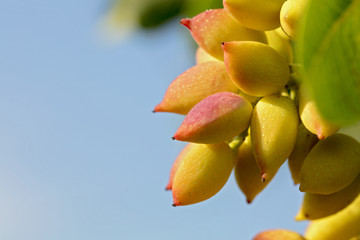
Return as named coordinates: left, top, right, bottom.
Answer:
left=296, top=0, right=360, bottom=124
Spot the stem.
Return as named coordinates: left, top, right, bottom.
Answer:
left=289, top=63, right=304, bottom=86
left=228, top=129, right=248, bottom=154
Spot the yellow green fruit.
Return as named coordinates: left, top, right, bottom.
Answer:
left=288, top=123, right=318, bottom=185
left=235, top=136, right=270, bottom=203
left=296, top=175, right=360, bottom=220
left=180, top=9, right=267, bottom=60
left=280, top=0, right=308, bottom=39
left=265, top=28, right=293, bottom=63
left=299, top=84, right=340, bottom=139
left=165, top=144, right=193, bottom=190
left=305, top=195, right=360, bottom=240
left=173, top=92, right=253, bottom=144
left=253, top=229, right=306, bottom=240
left=222, top=41, right=290, bottom=97
left=299, top=134, right=360, bottom=194
left=195, top=47, right=221, bottom=64
left=236, top=90, right=260, bottom=104
left=275, top=26, right=291, bottom=39
left=251, top=95, right=298, bottom=182
left=154, top=61, right=239, bottom=114
left=223, top=0, right=286, bottom=31
left=172, top=143, right=235, bottom=206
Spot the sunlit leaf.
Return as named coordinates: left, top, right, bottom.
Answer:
left=296, top=0, right=360, bottom=124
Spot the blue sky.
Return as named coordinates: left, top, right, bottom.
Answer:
left=0, top=1, right=308, bottom=239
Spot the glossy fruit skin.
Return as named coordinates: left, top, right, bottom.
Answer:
left=195, top=47, right=221, bottom=64
left=223, top=0, right=287, bottom=31
left=299, top=134, right=360, bottom=194
left=154, top=61, right=239, bottom=115
left=235, top=136, right=269, bottom=203
left=280, top=0, right=308, bottom=39
left=165, top=144, right=193, bottom=190
left=296, top=175, right=360, bottom=220
left=194, top=52, right=260, bottom=103
left=251, top=95, right=299, bottom=182
left=253, top=229, right=306, bottom=240
left=265, top=28, right=293, bottom=63
left=288, top=123, right=318, bottom=185
left=299, top=84, right=340, bottom=139
left=222, top=41, right=290, bottom=97
left=305, top=195, right=360, bottom=240
left=173, top=92, right=253, bottom=144
left=181, top=9, right=267, bottom=60
left=172, top=143, right=235, bottom=206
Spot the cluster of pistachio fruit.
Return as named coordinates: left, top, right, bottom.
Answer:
left=153, top=0, right=360, bottom=239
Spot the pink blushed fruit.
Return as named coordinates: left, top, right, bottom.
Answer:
left=154, top=62, right=239, bottom=115
left=172, top=92, right=253, bottom=144
left=180, top=9, right=267, bottom=60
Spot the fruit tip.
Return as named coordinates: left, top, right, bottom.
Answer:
left=171, top=136, right=176, bottom=140
left=246, top=198, right=253, bottom=204
left=172, top=203, right=176, bottom=207
left=260, top=173, right=267, bottom=182
left=153, top=104, right=162, bottom=113
left=180, top=18, right=191, bottom=30
left=292, top=177, right=299, bottom=185
left=317, top=133, right=325, bottom=140
left=295, top=211, right=306, bottom=221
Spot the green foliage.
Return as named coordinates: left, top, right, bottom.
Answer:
left=107, top=0, right=223, bottom=30
left=183, top=0, right=223, bottom=17
left=139, top=0, right=183, bottom=28
left=296, top=0, right=360, bottom=124
left=138, top=0, right=223, bottom=27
